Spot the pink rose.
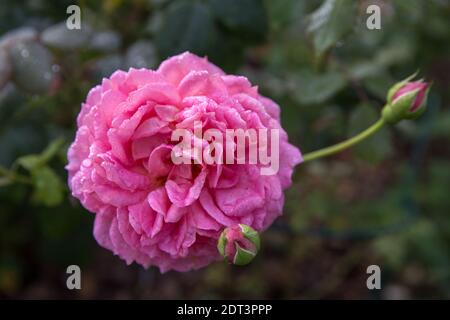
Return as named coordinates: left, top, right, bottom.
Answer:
left=66, top=52, right=301, bottom=272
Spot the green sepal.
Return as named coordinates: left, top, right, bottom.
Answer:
left=217, top=230, right=227, bottom=258
left=233, top=243, right=256, bottom=266
left=386, top=71, right=419, bottom=103
left=382, top=88, right=420, bottom=124
left=239, top=224, right=260, bottom=251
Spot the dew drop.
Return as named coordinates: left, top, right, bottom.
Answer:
left=82, top=159, right=92, bottom=167
left=52, top=64, right=60, bottom=73
left=20, top=49, right=29, bottom=58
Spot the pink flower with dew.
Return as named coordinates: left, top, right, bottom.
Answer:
left=66, top=52, right=302, bottom=272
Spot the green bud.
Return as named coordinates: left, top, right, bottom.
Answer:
left=217, top=224, right=260, bottom=266
left=382, top=73, right=430, bottom=124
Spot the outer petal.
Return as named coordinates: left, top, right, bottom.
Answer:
left=157, top=52, right=224, bottom=86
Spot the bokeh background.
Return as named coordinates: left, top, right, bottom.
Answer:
left=0, top=0, right=449, bottom=299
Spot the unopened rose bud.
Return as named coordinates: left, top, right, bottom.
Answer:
left=382, top=73, right=431, bottom=124
left=217, top=224, right=260, bottom=266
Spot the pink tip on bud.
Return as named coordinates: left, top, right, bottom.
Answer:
left=392, top=81, right=429, bottom=112
left=382, top=73, right=431, bottom=124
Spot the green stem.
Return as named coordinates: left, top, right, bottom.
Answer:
left=0, top=165, right=32, bottom=185
left=302, top=118, right=386, bottom=163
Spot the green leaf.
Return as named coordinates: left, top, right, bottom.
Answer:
left=31, top=166, right=64, bottom=207
left=291, top=70, right=346, bottom=105
left=348, top=104, right=392, bottom=164
left=307, top=0, right=356, bottom=57
left=210, top=0, right=268, bottom=42
left=16, top=138, right=64, bottom=171
left=156, top=1, right=217, bottom=57
left=9, top=41, right=57, bottom=95
left=16, top=155, right=41, bottom=171
left=362, top=72, right=394, bottom=100
left=88, top=30, right=121, bottom=52
left=264, top=0, right=306, bottom=34
left=41, top=22, right=92, bottom=50
left=0, top=176, right=12, bottom=187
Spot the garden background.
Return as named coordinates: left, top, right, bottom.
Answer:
left=0, top=0, right=449, bottom=299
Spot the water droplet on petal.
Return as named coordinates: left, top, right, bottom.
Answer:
left=82, top=159, right=92, bottom=167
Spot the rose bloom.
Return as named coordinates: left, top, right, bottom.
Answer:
left=66, top=52, right=301, bottom=272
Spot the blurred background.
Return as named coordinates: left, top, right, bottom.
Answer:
left=0, top=0, right=449, bottom=299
